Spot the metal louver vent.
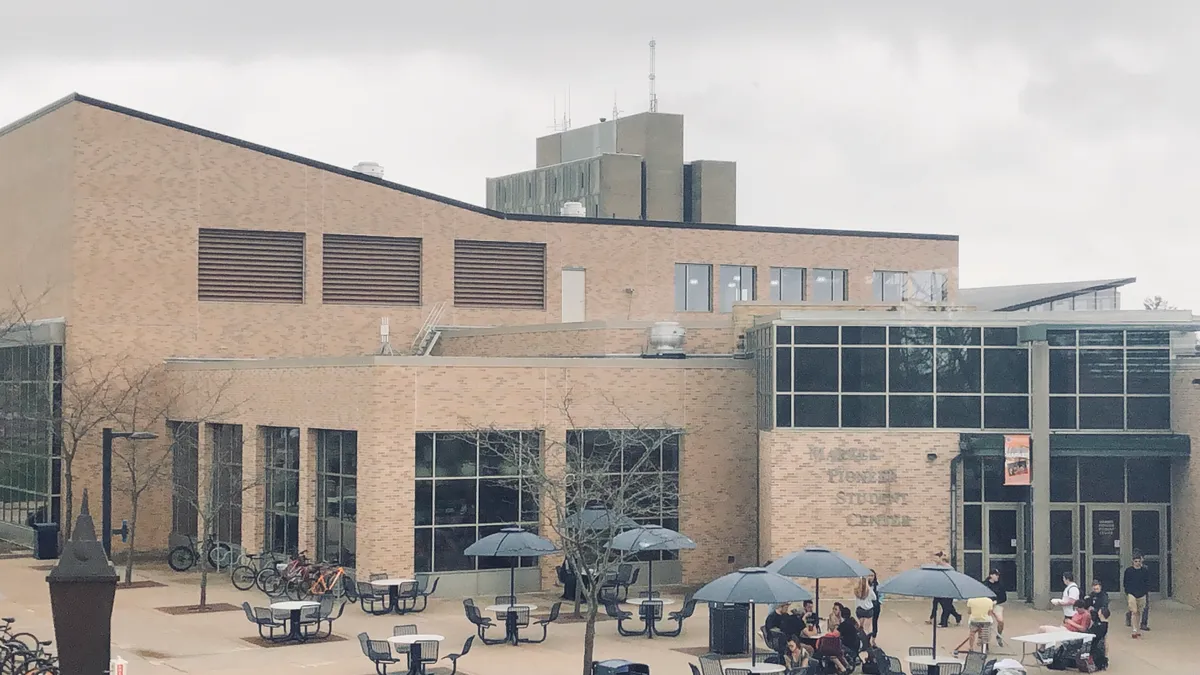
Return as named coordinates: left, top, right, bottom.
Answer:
left=454, top=239, right=546, bottom=309
left=322, top=234, right=422, bottom=305
left=198, top=228, right=305, bottom=303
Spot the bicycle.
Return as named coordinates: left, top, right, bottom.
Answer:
left=229, top=551, right=283, bottom=592
left=167, top=533, right=234, bottom=572
left=293, top=564, right=354, bottom=600
left=0, top=620, right=55, bottom=675
left=256, top=550, right=311, bottom=597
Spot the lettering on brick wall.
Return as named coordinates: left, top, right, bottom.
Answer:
left=809, top=445, right=915, bottom=529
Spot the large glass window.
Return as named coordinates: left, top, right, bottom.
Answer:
left=773, top=324, right=1030, bottom=430
left=414, top=431, right=541, bottom=573
left=263, top=427, right=300, bottom=556
left=872, top=271, right=907, bottom=303
left=910, top=271, right=949, bottom=303
left=316, top=430, right=357, bottom=567
left=719, top=265, right=756, bottom=312
left=1048, top=330, right=1171, bottom=430
left=210, top=424, right=243, bottom=547
left=566, top=429, right=681, bottom=561
left=674, top=263, right=712, bottom=312
left=770, top=267, right=805, bottom=303
left=0, top=344, right=61, bottom=530
left=812, top=269, right=848, bottom=303
left=169, top=421, right=199, bottom=537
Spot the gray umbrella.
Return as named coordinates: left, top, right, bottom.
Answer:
left=563, top=503, right=638, bottom=533
left=464, top=527, right=559, bottom=601
left=878, top=564, right=995, bottom=651
left=693, top=567, right=813, bottom=665
left=608, top=525, right=696, bottom=598
left=766, top=546, right=870, bottom=614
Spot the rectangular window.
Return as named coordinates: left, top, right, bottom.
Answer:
left=889, top=395, right=934, bottom=428
left=812, top=269, right=848, bottom=302
left=316, top=430, right=357, bottom=567
left=263, top=427, right=300, bottom=556
left=841, top=348, right=886, bottom=392
left=674, top=263, right=712, bottom=312
left=198, top=228, right=305, bottom=303
left=414, top=431, right=541, bottom=573
left=453, top=239, right=546, bottom=309
left=209, top=424, right=244, bottom=547
left=169, top=421, right=199, bottom=537
left=0, top=344, right=59, bottom=529
left=910, top=271, right=949, bottom=303
left=718, top=265, right=756, bottom=312
left=793, top=348, right=839, bottom=392
left=322, top=234, right=421, bottom=305
left=566, top=429, right=681, bottom=560
left=770, top=267, right=805, bottom=303
left=873, top=271, right=907, bottom=302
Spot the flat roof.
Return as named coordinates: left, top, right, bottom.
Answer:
left=163, top=355, right=753, bottom=371
left=0, top=93, right=956, bottom=243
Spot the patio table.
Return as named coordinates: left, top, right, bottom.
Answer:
left=268, top=600, right=319, bottom=642
left=388, top=633, right=444, bottom=675
left=907, top=654, right=963, bottom=675
left=370, top=578, right=417, bottom=614
left=485, top=604, right=538, bottom=645
left=721, top=659, right=784, bottom=674
left=1010, top=631, right=1094, bottom=664
left=625, top=598, right=673, bottom=638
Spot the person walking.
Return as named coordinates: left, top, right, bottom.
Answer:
left=926, top=551, right=962, bottom=627
left=867, top=569, right=882, bottom=638
left=1123, top=552, right=1150, bottom=638
left=983, top=569, right=1008, bottom=647
left=1050, top=571, right=1081, bottom=626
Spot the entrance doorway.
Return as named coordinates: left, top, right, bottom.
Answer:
left=1085, top=504, right=1168, bottom=599
left=984, top=506, right=1024, bottom=597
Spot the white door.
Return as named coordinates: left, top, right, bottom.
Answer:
left=561, top=268, right=586, bottom=323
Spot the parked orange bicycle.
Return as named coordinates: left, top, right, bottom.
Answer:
left=289, top=563, right=354, bottom=600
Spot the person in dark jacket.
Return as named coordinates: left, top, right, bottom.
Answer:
left=983, top=569, right=1008, bottom=647
left=764, top=602, right=803, bottom=656
left=1123, top=552, right=1151, bottom=637
left=1087, top=579, right=1110, bottom=616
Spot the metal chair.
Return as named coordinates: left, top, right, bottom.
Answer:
left=960, top=650, right=986, bottom=675
left=697, top=655, right=725, bottom=675
left=357, top=581, right=390, bottom=615
left=357, top=632, right=401, bottom=675
left=369, top=572, right=390, bottom=581
left=908, top=646, right=934, bottom=675
left=886, top=655, right=908, bottom=675
left=521, top=602, right=561, bottom=644
left=441, top=636, right=474, bottom=675
left=657, top=594, right=697, bottom=637
left=603, top=600, right=644, bottom=637
left=241, top=602, right=285, bottom=641
left=392, top=624, right=417, bottom=657
left=494, top=595, right=516, bottom=606
left=413, top=575, right=439, bottom=612
left=464, top=602, right=505, bottom=646
left=395, top=581, right=420, bottom=613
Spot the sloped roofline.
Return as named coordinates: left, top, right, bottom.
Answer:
left=1, top=93, right=958, bottom=242
left=962, top=277, right=1137, bottom=311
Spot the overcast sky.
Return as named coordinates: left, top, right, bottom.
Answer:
left=3, top=2, right=1197, bottom=310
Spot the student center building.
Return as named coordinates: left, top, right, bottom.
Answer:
left=3, top=94, right=1200, bottom=607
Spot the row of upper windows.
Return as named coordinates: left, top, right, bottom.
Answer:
left=1023, top=288, right=1121, bottom=312
left=674, top=265, right=949, bottom=312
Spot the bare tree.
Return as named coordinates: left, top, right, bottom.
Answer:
left=109, top=367, right=243, bottom=592
left=463, top=391, right=681, bottom=675
left=1144, top=295, right=1176, bottom=310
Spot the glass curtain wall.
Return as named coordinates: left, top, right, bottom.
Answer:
left=169, top=421, right=199, bottom=537
left=210, top=423, right=243, bottom=547
left=1048, top=330, right=1171, bottom=430
left=0, top=344, right=62, bottom=529
left=413, top=431, right=541, bottom=573
left=316, top=429, right=357, bottom=567
left=263, top=427, right=300, bottom=555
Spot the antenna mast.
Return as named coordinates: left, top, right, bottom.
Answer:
left=648, top=39, right=658, bottom=112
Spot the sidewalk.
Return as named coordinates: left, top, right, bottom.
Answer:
left=0, top=556, right=1195, bottom=674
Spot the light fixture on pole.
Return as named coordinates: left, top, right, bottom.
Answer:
left=101, top=428, right=158, bottom=559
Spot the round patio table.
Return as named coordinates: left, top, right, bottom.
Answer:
left=721, top=660, right=784, bottom=674
left=485, top=604, right=538, bottom=645
left=624, top=598, right=674, bottom=638
left=908, top=654, right=963, bottom=675
left=268, top=600, right=319, bottom=642
left=388, top=633, right=444, bottom=675
left=370, top=578, right=417, bottom=614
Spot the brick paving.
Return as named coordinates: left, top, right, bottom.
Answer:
left=0, top=557, right=1195, bottom=674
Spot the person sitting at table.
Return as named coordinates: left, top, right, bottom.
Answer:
left=1089, top=606, right=1110, bottom=671
left=1039, top=598, right=1093, bottom=634
left=783, top=636, right=811, bottom=674
left=797, top=613, right=822, bottom=651
left=836, top=605, right=861, bottom=656
left=814, top=626, right=849, bottom=674
left=827, top=603, right=846, bottom=633
left=858, top=635, right=891, bottom=675
left=764, top=602, right=803, bottom=655
left=797, top=600, right=818, bottom=626
left=1034, top=600, right=1100, bottom=669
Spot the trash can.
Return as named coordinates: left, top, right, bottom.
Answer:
left=592, top=659, right=650, bottom=675
left=708, top=602, right=749, bottom=655
left=33, top=522, right=60, bottom=560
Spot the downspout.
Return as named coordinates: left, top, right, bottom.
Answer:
left=949, top=445, right=966, bottom=568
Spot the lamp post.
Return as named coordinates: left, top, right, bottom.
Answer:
left=46, top=490, right=118, bottom=675
left=101, top=428, right=158, bottom=558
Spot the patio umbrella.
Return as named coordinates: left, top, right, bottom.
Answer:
left=562, top=503, right=638, bottom=533
left=693, top=567, right=813, bottom=666
left=878, top=564, right=995, bottom=652
left=464, top=527, right=559, bottom=601
left=766, top=545, right=870, bottom=614
left=607, top=524, right=696, bottom=597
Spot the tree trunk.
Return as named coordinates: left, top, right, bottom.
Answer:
left=581, top=600, right=599, bottom=675
left=123, top=500, right=137, bottom=584
left=574, top=569, right=583, bottom=618
left=62, top=467, right=74, bottom=540
left=199, top=523, right=209, bottom=608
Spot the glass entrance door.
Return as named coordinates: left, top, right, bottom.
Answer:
left=1049, top=508, right=1077, bottom=593
left=1130, top=506, right=1168, bottom=600
left=984, top=506, right=1022, bottom=596
left=1088, top=507, right=1123, bottom=594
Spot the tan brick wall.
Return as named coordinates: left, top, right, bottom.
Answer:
left=435, top=323, right=736, bottom=357
left=163, top=359, right=758, bottom=586
left=759, top=429, right=962, bottom=585
left=1171, top=360, right=1200, bottom=604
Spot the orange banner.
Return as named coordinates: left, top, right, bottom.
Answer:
left=1004, top=435, right=1031, bottom=486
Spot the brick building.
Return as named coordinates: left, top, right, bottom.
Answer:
left=2, top=93, right=1198, bottom=605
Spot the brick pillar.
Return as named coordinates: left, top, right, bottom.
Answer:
left=1030, top=341, right=1052, bottom=610
left=298, top=429, right=317, bottom=556
left=1171, top=359, right=1200, bottom=604
left=241, top=425, right=264, bottom=554
left=196, top=424, right=212, bottom=541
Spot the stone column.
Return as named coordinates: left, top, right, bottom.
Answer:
left=1030, top=340, right=1052, bottom=610
left=298, top=429, right=317, bottom=556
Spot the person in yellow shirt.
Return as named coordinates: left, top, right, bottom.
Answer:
left=953, top=596, right=995, bottom=655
